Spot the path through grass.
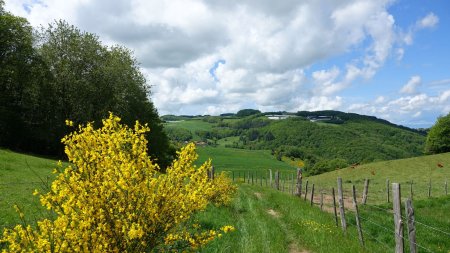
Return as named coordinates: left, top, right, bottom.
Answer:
left=199, top=184, right=382, bottom=253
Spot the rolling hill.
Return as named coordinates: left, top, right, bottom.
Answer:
left=163, top=111, right=427, bottom=175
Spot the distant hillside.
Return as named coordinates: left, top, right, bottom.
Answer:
left=162, top=110, right=427, bottom=175
left=307, top=152, right=450, bottom=202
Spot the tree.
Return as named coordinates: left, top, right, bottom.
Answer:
left=236, top=109, right=261, bottom=117
left=0, top=5, right=43, bottom=149
left=0, top=14, right=174, bottom=167
left=425, top=112, right=450, bottom=154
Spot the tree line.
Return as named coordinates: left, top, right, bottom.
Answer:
left=0, top=3, right=173, bottom=168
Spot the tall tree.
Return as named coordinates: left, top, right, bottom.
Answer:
left=36, top=21, right=173, bottom=167
left=0, top=4, right=39, bottom=149
left=425, top=112, right=450, bottom=154
left=0, top=12, right=173, bottom=168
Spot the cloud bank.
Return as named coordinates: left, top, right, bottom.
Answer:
left=5, top=0, right=448, bottom=127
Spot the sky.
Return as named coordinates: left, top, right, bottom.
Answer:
left=5, top=0, right=450, bottom=128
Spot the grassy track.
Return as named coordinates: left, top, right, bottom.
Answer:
left=0, top=149, right=56, bottom=229
left=199, top=184, right=381, bottom=252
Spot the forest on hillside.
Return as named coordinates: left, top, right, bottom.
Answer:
left=163, top=111, right=426, bottom=175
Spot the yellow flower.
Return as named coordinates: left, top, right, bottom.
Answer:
left=1, top=113, right=236, bottom=252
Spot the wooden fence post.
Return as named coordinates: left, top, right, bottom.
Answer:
left=337, top=177, right=347, bottom=232
left=410, top=180, right=413, bottom=200
left=428, top=179, right=431, bottom=198
left=392, top=183, right=404, bottom=253
left=386, top=179, right=390, bottom=203
left=304, top=180, right=309, bottom=201
left=232, top=171, right=235, bottom=182
left=291, top=174, right=295, bottom=195
left=352, top=185, right=364, bottom=246
left=310, top=184, right=315, bottom=206
left=446, top=180, right=448, bottom=195
left=260, top=174, right=263, bottom=186
left=238, top=171, right=241, bottom=182
left=252, top=172, right=254, bottom=185
left=269, top=169, right=273, bottom=187
left=362, top=178, right=369, bottom=204
left=332, top=187, right=338, bottom=226
left=320, top=191, right=324, bottom=211
left=275, top=171, right=280, bottom=190
left=405, top=198, right=416, bottom=253
left=296, top=168, right=303, bottom=197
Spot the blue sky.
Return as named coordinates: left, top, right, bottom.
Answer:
left=5, top=0, right=450, bottom=128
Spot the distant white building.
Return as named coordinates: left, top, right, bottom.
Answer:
left=266, top=115, right=293, bottom=120
left=307, top=116, right=333, bottom=122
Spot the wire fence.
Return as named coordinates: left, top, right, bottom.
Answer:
left=232, top=169, right=450, bottom=252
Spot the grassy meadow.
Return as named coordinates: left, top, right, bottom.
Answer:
left=0, top=149, right=57, bottom=229
left=305, top=152, right=450, bottom=204
left=195, top=146, right=295, bottom=173
left=1, top=146, right=450, bottom=252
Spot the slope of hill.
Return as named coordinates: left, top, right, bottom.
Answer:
left=163, top=111, right=426, bottom=174
left=306, top=152, right=450, bottom=203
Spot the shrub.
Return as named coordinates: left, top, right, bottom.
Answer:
left=1, top=113, right=235, bottom=252
left=425, top=112, right=450, bottom=154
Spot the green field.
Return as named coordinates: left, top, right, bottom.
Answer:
left=164, top=119, right=213, bottom=141
left=2, top=147, right=450, bottom=252
left=306, top=152, right=450, bottom=204
left=195, top=146, right=296, bottom=173
left=0, top=149, right=57, bottom=229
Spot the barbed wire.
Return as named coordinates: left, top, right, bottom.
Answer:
left=358, top=215, right=435, bottom=253
left=414, top=219, right=450, bottom=237
left=358, top=215, right=393, bottom=234
left=363, top=204, right=392, bottom=213
left=359, top=228, right=392, bottom=250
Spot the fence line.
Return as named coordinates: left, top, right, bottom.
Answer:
left=414, top=219, right=450, bottom=237
left=233, top=171, right=449, bottom=251
left=360, top=228, right=392, bottom=251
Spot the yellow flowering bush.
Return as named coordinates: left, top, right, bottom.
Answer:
left=207, top=172, right=237, bottom=206
left=1, top=113, right=236, bottom=252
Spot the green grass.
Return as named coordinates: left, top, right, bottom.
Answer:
left=2, top=147, right=449, bottom=252
left=195, top=147, right=296, bottom=174
left=351, top=195, right=450, bottom=252
left=0, top=149, right=57, bottom=229
left=306, top=152, right=450, bottom=204
left=165, top=119, right=213, bottom=140
left=198, top=183, right=382, bottom=252
left=216, top=136, right=239, bottom=147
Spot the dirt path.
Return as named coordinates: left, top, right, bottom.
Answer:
left=251, top=190, right=311, bottom=253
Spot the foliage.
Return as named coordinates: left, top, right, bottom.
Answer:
left=152, top=111, right=425, bottom=174
left=308, top=158, right=348, bottom=176
left=0, top=8, right=172, bottom=168
left=425, top=112, right=450, bottom=154
left=1, top=114, right=236, bottom=252
left=236, top=109, right=261, bottom=117
left=0, top=7, right=42, bottom=150
left=164, top=127, right=193, bottom=142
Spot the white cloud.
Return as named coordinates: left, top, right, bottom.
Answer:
left=417, top=12, right=439, bottom=29
left=400, top=12, right=439, bottom=47
left=3, top=0, right=446, bottom=127
left=400, top=75, right=421, bottom=94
